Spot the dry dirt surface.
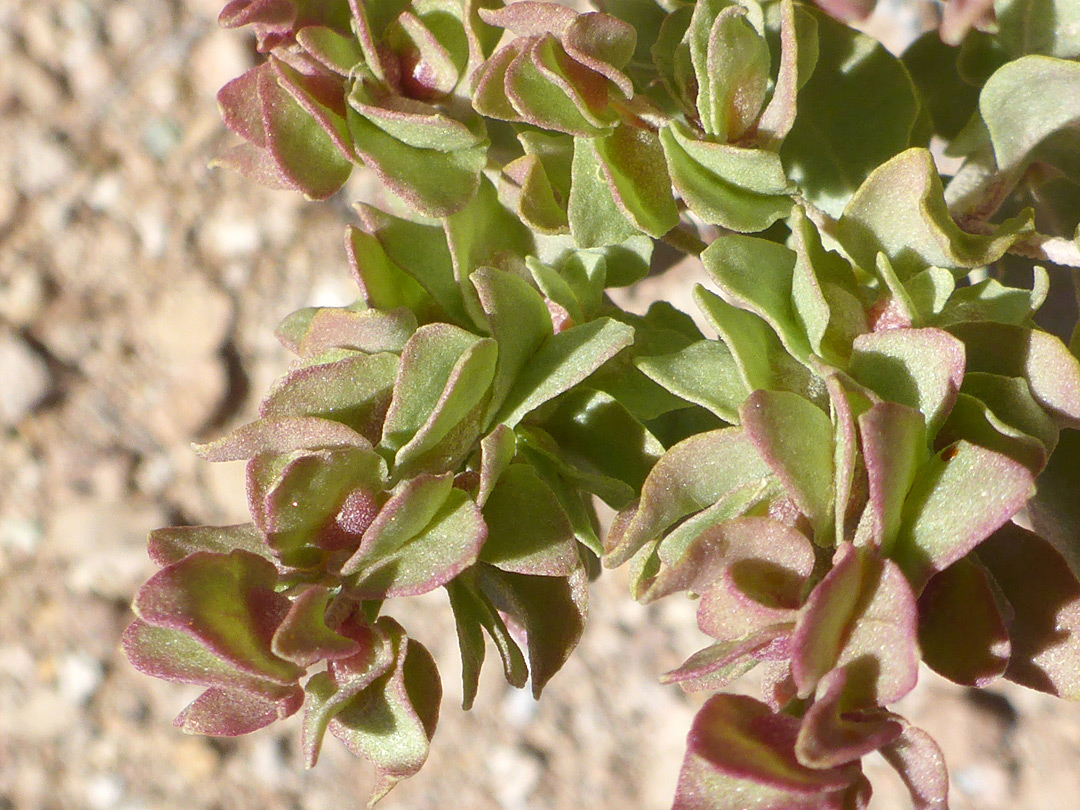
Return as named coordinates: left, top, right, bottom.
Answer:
left=3, top=1, right=1080, bottom=809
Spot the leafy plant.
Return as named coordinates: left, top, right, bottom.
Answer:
left=125, top=0, right=1080, bottom=807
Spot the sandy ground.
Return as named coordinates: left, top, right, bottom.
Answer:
left=3, top=1, right=1080, bottom=809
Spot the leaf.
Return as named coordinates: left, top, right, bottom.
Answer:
left=949, top=321, right=1080, bottom=429
left=740, top=390, right=835, bottom=534
left=471, top=267, right=553, bottom=425
left=702, top=235, right=810, bottom=362
left=979, top=55, right=1080, bottom=180
left=131, top=550, right=302, bottom=685
left=1028, top=429, right=1080, bottom=574
left=901, top=32, right=981, bottom=140
left=756, top=0, right=804, bottom=147
left=795, top=668, right=903, bottom=769
left=848, top=327, right=965, bottom=436
left=637, top=339, right=750, bottom=423
left=282, top=307, right=418, bottom=357
left=979, top=522, right=1080, bottom=699
left=996, top=0, right=1080, bottom=58
left=604, top=427, right=772, bottom=567
left=780, top=8, right=920, bottom=216
left=174, top=685, right=304, bottom=737
left=591, top=124, right=680, bottom=238
left=888, top=441, right=1035, bottom=590
left=491, top=317, right=635, bottom=428
left=858, top=402, right=928, bottom=548
left=878, top=721, right=950, bottom=810
left=699, top=5, right=770, bottom=141
left=935, top=392, right=1049, bottom=473
left=381, top=324, right=497, bottom=474
left=837, top=149, right=1033, bottom=279
left=480, top=463, right=578, bottom=576
left=271, top=586, right=361, bottom=667
left=567, top=135, right=639, bottom=248
left=147, top=524, right=274, bottom=568
left=918, top=556, right=1010, bottom=687
left=477, top=564, right=588, bottom=697
left=346, top=488, right=487, bottom=599
left=661, top=625, right=792, bottom=693
left=346, top=226, right=438, bottom=318
left=194, top=416, right=374, bottom=462
left=791, top=545, right=920, bottom=707
left=660, top=122, right=793, bottom=233
left=673, top=694, right=868, bottom=810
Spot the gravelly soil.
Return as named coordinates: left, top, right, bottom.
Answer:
left=3, top=2, right=1080, bottom=809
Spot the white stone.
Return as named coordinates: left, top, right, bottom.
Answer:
left=0, top=332, right=52, bottom=425
left=57, top=651, right=105, bottom=705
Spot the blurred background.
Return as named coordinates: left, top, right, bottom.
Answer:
left=3, top=1, right=1080, bottom=808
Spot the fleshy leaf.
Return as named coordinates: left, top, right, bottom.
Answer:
left=661, top=625, right=792, bottom=693
left=1028, top=428, right=1080, bottom=574
left=175, top=685, right=303, bottom=737
left=740, top=390, right=835, bottom=534
left=795, top=668, right=903, bottom=769
left=480, top=463, right=578, bottom=576
left=858, top=402, right=927, bottom=548
left=604, top=427, right=772, bottom=567
left=568, top=135, right=640, bottom=248
left=878, top=720, right=950, bottom=810
left=477, top=564, right=588, bottom=697
left=673, top=694, right=868, bottom=810
left=591, top=124, right=680, bottom=238
left=837, top=149, right=1033, bottom=279
left=491, top=317, right=634, bottom=428
left=636, top=339, right=749, bottom=423
left=848, top=327, right=965, bottom=436
left=949, top=322, right=1080, bottom=429
left=792, top=545, right=920, bottom=706
left=271, top=586, right=361, bottom=667
left=889, top=441, right=1035, bottom=590
left=147, top=524, right=274, bottom=567
left=131, top=550, right=302, bottom=685
left=194, top=416, right=373, bottom=462
left=283, top=307, right=417, bottom=357
left=918, top=555, right=1010, bottom=686
left=978, top=522, right=1080, bottom=699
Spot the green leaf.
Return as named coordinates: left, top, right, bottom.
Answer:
left=996, top=0, right=1080, bottom=60
left=889, top=441, right=1035, bottom=590
left=591, top=124, right=680, bottom=238
left=480, top=463, right=578, bottom=575
left=858, top=402, right=928, bottom=549
left=660, top=121, right=793, bottom=233
left=132, top=551, right=302, bottom=685
left=476, top=564, right=588, bottom=697
left=604, top=427, right=772, bottom=566
left=699, top=5, right=770, bottom=140
left=935, top=392, right=1050, bottom=473
left=918, top=556, right=1010, bottom=687
left=780, top=8, right=921, bottom=216
left=901, top=32, right=980, bottom=141
left=271, top=586, right=361, bottom=667
left=848, top=327, right=966, bottom=436
left=472, top=267, right=553, bottom=423
left=568, top=135, right=639, bottom=248
left=739, top=390, right=834, bottom=534
left=637, top=339, right=750, bottom=423
left=492, top=317, right=635, bottom=428
left=838, top=149, right=1033, bottom=279
left=147, top=523, right=273, bottom=567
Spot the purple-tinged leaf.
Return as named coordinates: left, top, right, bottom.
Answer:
left=260, top=352, right=398, bottom=441
left=661, top=625, right=793, bottom=693
left=562, top=12, right=635, bottom=97
left=478, top=564, right=587, bottom=697
left=918, top=556, right=1010, bottom=687
left=296, top=25, right=365, bottom=75
left=701, top=5, right=770, bottom=141
left=342, top=473, right=454, bottom=574
left=272, top=58, right=355, bottom=161
left=478, top=2, right=577, bottom=38
left=478, top=424, right=516, bottom=508
left=889, top=441, right=1035, bottom=590
left=327, top=619, right=441, bottom=804
left=446, top=573, right=529, bottom=709
left=824, top=373, right=872, bottom=544
left=849, top=328, right=965, bottom=437
left=472, top=267, right=553, bottom=424
left=858, top=402, right=927, bottom=548
left=147, top=523, right=274, bottom=568
left=673, top=694, right=868, bottom=810
left=347, top=488, right=486, bottom=599
left=935, top=392, right=1049, bottom=475
left=755, top=0, right=800, bottom=146
left=591, top=124, right=680, bottom=239
left=271, top=586, right=361, bottom=667
left=256, top=59, right=352, bottom=199
left=836, top=148, right=1032, bottom=279
left=132, top=551, right=302, bottom=685
left=174, top=685, right=303, bottom=736
left=949, top=322, right=1080, bottom=429
left=285, top=307, right=417, bottom=357
left=194, top=416, right=373, bottom=462
left=480, top=463, right=578, bottom=576
left=218, top=66, right=267, bottom=145
left=387, top=10, right=460, bottom=100
left=492, top=317, right=634, bottom=428
left=740, top=390, right=835, bottom=534
left=604, top=427, right=771, bottom=567
left=472, top=39, right=527, bottom=121
left=211, top=142, right=296, bottom=190
left=792, top=545, right=920, bottom=707
left=219, top=0, right=296, bottom=34
left=1028, top=428, right=1080, bottom=575
left=500, top=154, right=570, bottom=234
left=878, top=721, right=950, bottom=810
left=978, top=523, right=1080, bottom=699
left=302, top=614, right=395, bottom=767
left=795, top=668, right=903, bottom=769
left=122, top=620, right=297, bottom=699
